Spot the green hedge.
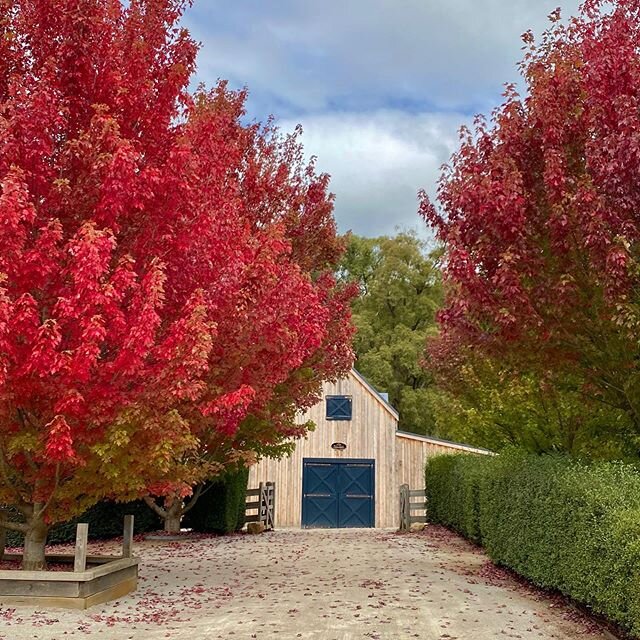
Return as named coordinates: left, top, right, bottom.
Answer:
left=46, top=500, right=162, bottom=544
left=424, top=454, right=491, bottom=543
left=4, top=467, right=250, bottom=547
left=5, top=500, right=161, bottom=547
left=425, top=450, right=640, bottom=636
left=4, top=467, right=250, bottom=548
left=183, top=467, right=249, bottom=534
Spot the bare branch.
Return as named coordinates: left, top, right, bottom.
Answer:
left=143, top=495, right=168, bottom=519
left=0, top=446, right=26, bottom=504
left=1, top=521, right=28, bottom=534
left=0, top=515, right=28, bottom=534
left=181, top=485, right=204, bottom=516
left=35, top=464, right=60, bottom=520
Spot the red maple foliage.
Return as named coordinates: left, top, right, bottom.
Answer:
left=138, top=86, right=356, bottom=531
left=422, top=0, right=640, bottom=441
left=0, top=0, right=354, bottom=566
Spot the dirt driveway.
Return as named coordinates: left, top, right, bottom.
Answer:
left=0, top=527, right=615, bottom=640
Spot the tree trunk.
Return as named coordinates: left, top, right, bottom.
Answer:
left=164, top=513, right=182, bottom=534
left=22, top=515, right=48, bottom=571
left=143, top=495, right=185, bottom=534
left=163, top=500, right=184, bottom=534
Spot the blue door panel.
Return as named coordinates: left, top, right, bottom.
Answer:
left=338, top=462, right=375, bottom=527
left=340, top=497, right=373, bottom=528
left=301, top=462, right=339, bottom=528
left=303, top=496, right=338, bottom=528
left=302, top=459, right=374, bottom=528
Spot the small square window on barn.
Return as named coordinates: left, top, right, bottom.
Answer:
left=326, top=395, right=352, bottom=421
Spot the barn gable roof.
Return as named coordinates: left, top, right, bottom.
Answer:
left=395, top=430, right=493, bottom=455
left=349, top=368, right=400, bottom=421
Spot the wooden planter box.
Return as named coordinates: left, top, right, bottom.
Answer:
left=0, top=515, right=138, bottom=609
left=0, top=554, right=138, bottom=609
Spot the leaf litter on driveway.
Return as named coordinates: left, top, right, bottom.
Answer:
left=0, top=528, right=619, bottom=640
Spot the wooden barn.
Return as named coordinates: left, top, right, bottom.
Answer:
left=249, top=369, right=488, bottom=529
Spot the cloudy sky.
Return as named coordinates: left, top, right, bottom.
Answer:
left=183, top=1, right=581, bottom=238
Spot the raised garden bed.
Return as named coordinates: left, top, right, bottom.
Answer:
left=0, top=516, right=138, bottom=609
left=144, top=529, right=196, bottom=542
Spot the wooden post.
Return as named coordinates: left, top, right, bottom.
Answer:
left=258, top=482, right=265, bottom=526
left=0, top=508, right=8, bottom=561
left=263, top=482, right=268, bottom=526
left=264, top=482, right=273, bottom=530
left=74, top=523, right=89, bottom=573
left=122, top=515, right=134, bottom=558
left=268, top=481, right=276, bottom=530
left=399, top=484, right=410, bottom=531
left=405, top=485, right=411, bottom=529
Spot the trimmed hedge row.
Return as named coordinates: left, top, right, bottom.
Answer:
left=46, top=499, right=162, bottom=544
left=183, top=466, right=250, bottom=534
left=425, top=450, right=640, bottom=636
left=5, top=500, right=161, bottom=547
left=5, top=467, right=250, bottom=546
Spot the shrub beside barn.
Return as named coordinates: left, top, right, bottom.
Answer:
left=425, top=451, right=640, bottom=636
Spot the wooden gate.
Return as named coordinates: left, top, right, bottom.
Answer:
left=245, top=482, right=276, bottom=530
left=399, top=484, right=426, bottom=531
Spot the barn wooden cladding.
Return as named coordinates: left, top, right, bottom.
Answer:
left=249, top=369, right=491, bottom=529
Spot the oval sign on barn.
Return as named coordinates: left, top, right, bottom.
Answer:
left=331, top=442, right=347, bottom=451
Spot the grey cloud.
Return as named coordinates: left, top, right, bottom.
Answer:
left=280, top=111, right=469, bottom=238
left=182, top=0, right=581, bottom=239
left=187, top=0, right=581, bottom=116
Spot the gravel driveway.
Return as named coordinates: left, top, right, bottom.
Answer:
left=0, top=527, right=616, bottom=640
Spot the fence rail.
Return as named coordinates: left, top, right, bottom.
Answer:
left=245, top=481, right=275, bottom=530
left=399, top=484, right=426, bottom=531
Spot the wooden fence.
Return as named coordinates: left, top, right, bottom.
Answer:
left=399, top=484, right=426, bottom=531
left=245, top=481, right=275, bottom=530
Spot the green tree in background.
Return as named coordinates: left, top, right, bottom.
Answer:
left=427, top=353, right=635, bottom=459
left=339, top=232, right=632, bottom=455
left=339, top=232, right=442, bottom=435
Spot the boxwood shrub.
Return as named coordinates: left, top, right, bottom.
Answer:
left=4, top=468, right=251, bottom=548
left=183, top=466, right=250, bottom=534
left=425, top=450, right=640, bottom=635
left=424, top=454, right=491, bottom=543
left=47, top=499, right=162, bottom=544
left=46, top=466, right=251, bottom=541
left=4, top=499, right=161, bottom=547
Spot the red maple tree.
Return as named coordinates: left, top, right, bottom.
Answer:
left=139, top=89, right=356, bottom=531
left=0, top=0, right=354, bottom=565
left=422, top=0, right=640, bottom=446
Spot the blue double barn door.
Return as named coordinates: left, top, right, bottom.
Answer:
left=302, top=458, right=375, bottom=528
